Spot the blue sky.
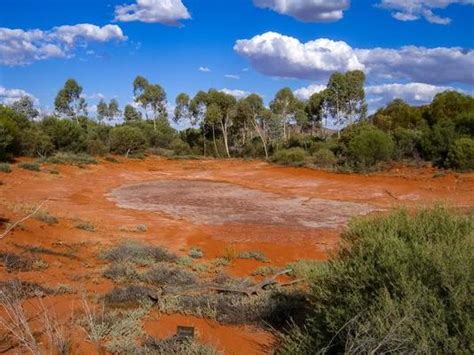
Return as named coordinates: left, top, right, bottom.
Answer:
left=1, top=0, right=473, bottom=122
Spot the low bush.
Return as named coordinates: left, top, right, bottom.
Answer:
left=0, top=163, right=11, bottom=173
left=139, top=337, right=220, bottom=355
left=75, top=222, right=95, bottom=232
left=272, top=148, right=307, bottom=166
left=239, top=250, right=267, bottom=262
left=312, top=148, right=337, bottom=169
left=447, top=137, right=474, bottom=171
left=34, top=210, right=59, bottom=225
left=103, top=263, right=140, bottom=283
left=45, top=152, right=97, bottom=166
left=143, top=264, right=198, bottom=288
left=279, top=207, right=474, bottom=354
left=109, top=126, right=148, bottom=157
left=18, top=162, right=40, bottom=172
left=188, top=247, right=203, bottom=259
left=347, top=128, right=394, bottom=170
left=100, top=240, right=177, bottom=265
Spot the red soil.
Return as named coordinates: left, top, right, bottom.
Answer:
left=0, top=157, right=473, bottom=354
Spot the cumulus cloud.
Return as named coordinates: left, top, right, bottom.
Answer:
left=114, top=0, right=191, bottom=25
left=294, top=84, right=326, bottom=100
left=378, top=0, right=474, bottom=25
left=365, top=82, right=468, bottom=107
left=0, top=24, right=126, bottom=66
left=356, top=46, right=474, bottom=85
left=234, top=32, right=364, bottom=80
left=220, top=88, right=251, bottom=99
left=234, top=32, right=474, bottom=85
left=254, top=0, right=350, bottom=22
left=198, top=66, right=211, bottom=72
left=0, top=86, right=37, bottom=105
left=225, top=74, right=240, bottom=80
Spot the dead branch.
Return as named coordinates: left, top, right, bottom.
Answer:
left=384, top=190, right=399, bottom=201
left=169, top=269, right=293, bottom=297
left=0, top=200, right=49, bottom=241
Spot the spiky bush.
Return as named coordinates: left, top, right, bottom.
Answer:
left=279, top=207, right=473, bottom=354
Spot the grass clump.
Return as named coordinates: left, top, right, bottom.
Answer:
left=238, top=250, right=267, bottom=262
left=0, top=252, right=33, bottom=272
left=103, top=263, right=140, bottom=283
left=139, top=337, right=221, bottom=355
left=33, top=209, right=58, bottom=225
left=279, top=206, right=474, bottom=354
left=0, top=163, right=12, bottom=173
left=75, top=222, right=95, bottom=232
left=17, top=162, right=40, bottom=172
left=45, top=152, right=97, bottom=166
left=104, top=285, right=157, bottom=306
left=188, top=247, right=203, bottom=259
left=143, top=264, right=198, bottom=288
left=100, top=240, right=177, bottom=265
left=119, top=224, right=148, bottom=233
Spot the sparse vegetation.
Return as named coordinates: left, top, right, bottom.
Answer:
left=75, top=221, right=95, bottom=232
left=189, top=246, right=204, bottom=259
left=45, top=152, right=97, bottom=166
left=33, top=209, right=59, bottom=225
left=239, top=250, right=267, bottom=262
left=0, top=163, right=11, bottom=173
left=18, top=161, right=41, bottom=172
left=100, top=240, right=177, bottom=265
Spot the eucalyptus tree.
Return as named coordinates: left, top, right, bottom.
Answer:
left=96, top=99, right=108, bottom=123
left=133, top=75, right=167, bottom=131
left=124, top=104, right=142, bottom=122
left=306, top=91, right=326, bottom=134
left=237, top=94, right=270, bottom=159
left=325, top=70, right=366, bottom=128
left=108, top=98, right=121, bottom=121
left=54, top=79, right=87, bottom=121
left=270, top=88, right=299, bottom=141
left=10, top=96, right=39, bottom=120
left=206, top=89, right=237, bottom=158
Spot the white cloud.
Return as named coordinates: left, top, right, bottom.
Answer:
left=220, top=88, right=251, bottom=99
left=225, top=74, right=240, bottom=80
left=294, top=84, right=326, bottom=100
left=254, top=0, right=350, bottom=22
left=356, top=46, right=474, bottom=85
left=234, top=32, right=364, bottom=80
left=365, top=82, right=468, bottom=107
left=114, top=0, right=191, bottom=25
left=198, top=66, right=211, bottom=72
left=235, top=32, right=474, bottom=85
left=378, top=0, right=474, bottom=24
left=0, top=86, right=38, bottom=105
left=0, top=24, right=126, bottom=66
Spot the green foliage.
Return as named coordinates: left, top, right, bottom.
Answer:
left=392, top=127, right=422, bottom=160
left=280, top=207, right=473, bottom=354
left=20, top=127, right=54, bottom=158
left=109, top=126, right=148, bottom=156
left=41, top=116, right=86, bottom=152
left=447, top=138, right=474, bottom=171
left=272, top=148, right=307, bottom=166
left=312, top=148, right=337, bottom=169
left=189, top=247, right=204, bottom=259
left=238, top=250, right=267, bottom=262
left=347, top=126, right=394, bottom=169
left=0, top=163, right=12, bottom=173
left=45, top=152, right=97, bottom=165
left=18, top=162, right=41, bottom=171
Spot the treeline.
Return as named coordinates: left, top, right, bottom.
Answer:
left=0, top=72, right=473, bottom=171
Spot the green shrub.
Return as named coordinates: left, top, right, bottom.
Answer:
left=18, top=162, right=40, bottom=171
left=272, top=148, right=307, bottom=166
left=189, top=247, right=204, bottom=259
left=238, top=250, right=267, bottom=262
left=109, top=126, right=148, bottom=157
left=447, top=138, right=474, bottom=171
left=280, top=207, right=473, bottom=354
left=45, top=152, right=97, bottom=165
left=0, top=163, right=11, bottom=173
left=312, top=148, right=337, bottom=168
left=348, top=128, right=394, bottom=169
left=169, top=138, right=191, bottom=156
left=392, top=127, right=422, bottom=160
left=40, top=116, right=86, bottom=152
